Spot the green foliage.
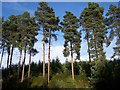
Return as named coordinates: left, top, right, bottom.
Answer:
left=30, top=75, right=47, bottom=88
left=51, top=57, right=63, bottom=75
left=75, top=72, right=90, bottom=88
left=2, top=60, right=120, bottom=89
left=74, top=61, right=80, bottom=75
left=1, top=2, right=120, bottom=90
left=80, top=2, right=106, bottom=61
left=35, top=2, right=60, bottom=43
left=61, top=11, right=81, bottom=60
left=90, top=59, right=120, bottom=89
left=48, top=72, right=90, bottom=88
left=105, top=4, right=120, bottom=59
left=80, top=61, right=91, bottom=77
left=29, top=61, right=42, bottom=76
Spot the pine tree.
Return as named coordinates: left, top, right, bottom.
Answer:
left=27, top=17, right=39, bottom=79
left=35, top=2, right=60, bottom=83
left=28, top=48, right=38, bottom=79
left=2, top=20, right=11, bottom=69
left=61, top=11, right=81, bottom=80
left=20, top=12, right=39, bottom=82
left=45, top=7, right=59, bottom=84
left=2, top=15, right=18, bottom=71
left=35, top=2, right=48, bottom=80
left=105, top=4, right=120, bottom=59
left=80, top=2, right=106, bottom=61
left=8, top=15, right=18, bottom=74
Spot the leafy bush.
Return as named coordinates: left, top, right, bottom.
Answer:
left=75, top=72, right=90, bottom=88
left=90, top=59, right=120, bottom=89
left=48, top=72, right=90, bottom=88
left=30, top=75, right=47, bottom=88
left=48, top=73, right=76, bottom=88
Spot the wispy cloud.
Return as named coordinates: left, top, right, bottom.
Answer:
left=3, top=2, right=35, bottom=16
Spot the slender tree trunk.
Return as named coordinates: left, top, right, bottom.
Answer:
left=70, top=42, right=74, bottom=80
left=42, top=32, right=45, bottom=79
left=88, top=42, right=91, bottom=62
left=28, top=48, right=31, bottom=79
left=86, top=32, right=92, bottom=78
left=86, top=32, right=91, bottom=62
left=7, top=47, right=10, bottom=69
left=0, top=45, right=5, bottom=67
left=17, top=50, right=22, bottom=80
left=9, top=45, right=14, bottom=74
left=48, top=30, right=51, bottom=83
left=21, top=47, right=26, bottom=82
left=93, top=29, right=98, bottom=60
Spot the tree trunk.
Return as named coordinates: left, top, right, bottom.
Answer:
left=7, top=47, right=10, bottom=69
left=48, top=30, right=51, bottom=83
left=21, top=47, right=26, bottom=82
left=28, top=48, right=31, bottom=79
left=93, top=29, right=98, bottom=60
left=70, top=42, right=74, bottom=80
left=42, top=33, right=45, bottom=79
left=17, top=50, right=22, bottom=80
left=88, top=42, right=91, bottom=62
left=86, top=32, right=91, bottom=62
left=0, top=45, right=5, bottom=67
left=9, top=45, right=14, bottom=74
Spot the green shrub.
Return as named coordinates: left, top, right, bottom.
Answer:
left=30, top=75, right=47, bottom=88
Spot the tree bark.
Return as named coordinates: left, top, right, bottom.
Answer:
left=0, top=45, right=5, bottom=67
left=42, top=33, right=45, bottom=79
left=48, top=30, right=51, bottom=83
left=9, top=45, right=14, bottom=74
left=86, top=31, right=91, bottom=62
left=28, top=48, right=31, bottom=79
left=7, top=47, right=10, bottom=69
left=21, top=46, right=26, bottom=82
left=17, top=50, right=22, bottom=80
left=93, top=29, right=98, bottom=60
left=70, top=42, right=74, bottom=80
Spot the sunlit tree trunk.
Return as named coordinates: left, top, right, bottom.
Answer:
left=86, top=32, right=91, bottom=62
left=42, top=30, right=45, bottom=79
left=70, top=42, right=74, bottom=80
left=0, top=45, right=5, bottom=67
left=28, top=48, right=31, bottom=79
left=48, top=30, right=51, bottom=83
left=9, top=45, right=14, bottom=74
left=21, top=46, right=26, bottom=82
left=7, top=47, right=10, bottom=69
left=17, top=50, right=22, bottom=80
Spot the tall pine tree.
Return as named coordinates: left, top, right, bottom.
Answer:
left=105, top=4, right=120, bottom=59
left=80, top=2, right=106, bottom=61
left=35, top=2, right=59, bottom=83
left=61, top=11, right=81, bottom=80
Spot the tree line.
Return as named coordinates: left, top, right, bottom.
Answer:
left=0, top=2, right=120, bottom=85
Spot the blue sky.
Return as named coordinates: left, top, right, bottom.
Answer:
left=1, top=2, right=119, bottom=67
